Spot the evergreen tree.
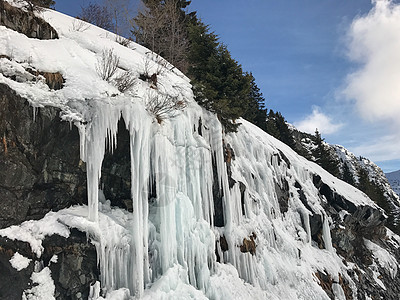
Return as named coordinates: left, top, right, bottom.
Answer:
left=186, top=15, right=252, bottom=132
left=273, top=112, right=296, bottom=149
left=357, top=168, right=400, bottom=232
left=312, top=129, right=339, bottom=177
left=242, top=73, right=267, bottom=130
left=132, top=5, right=269, bottom=133
left=265, top=110, right=281, bottom=140
left=342, top=163, right=355, bottom=185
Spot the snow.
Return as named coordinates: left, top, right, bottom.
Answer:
left=364, top=238, right=398, bottom=279
left=0, top=211, right=70, bottom=257
left=9, top=252, right=31, bottom=271
left=22, top=265, right=56, bottom=300
left=0, top=2, right=399, bottom=299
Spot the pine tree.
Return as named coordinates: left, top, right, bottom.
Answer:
left=342, top=163, right=355, bottom=185
left=186, top=15, right=252, bottom=132
left=242, top=72, right=267, bottom=130
left=265, top=110, right=281, bottom=140
left=274, top=112, right=296, bottom=148
left=312, top=129, right=339, bottom=177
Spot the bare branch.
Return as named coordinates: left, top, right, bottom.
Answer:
left=113, top=70, right=136, bottom=92
left=145, top=91, right=187, bottom=123
left=95, top=48, right=120, bottom=81
left=70, top=18, right=91, bottom=32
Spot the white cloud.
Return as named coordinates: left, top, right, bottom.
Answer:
left=294, top=106, right=343, bottom=135
left=351, top=133, right=400, bottom=162
left=343, top=0, right=400, bottom=124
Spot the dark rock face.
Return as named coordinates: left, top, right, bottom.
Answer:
left=43, top=230, right=99, bottom=300
left=212, top=151, right=225, bottom=227
left=0, top=83, right=87, bottom=228
left=0, top=237, right=35, bottom=300
left=275, top=177, right=289, bottom=214
left=0, top=0, right=58, bottom=39
left=0, top=230, right=98, bottom=300
left=309, top=174, right=400, bottom=299
left=100, top=118, right=132, bottom=211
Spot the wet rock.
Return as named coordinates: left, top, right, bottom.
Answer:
left=275, top=177, right=289, bottom=214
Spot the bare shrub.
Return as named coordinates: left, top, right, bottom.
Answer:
left=70, top=18, right=91, bottom=32
left=131, top=0, right=189, bottom=73
left=138, top=52, right=171, bottom=88
left=146, top=91, right=187, bottom=123
left=113, top=70, right=136, bottom=92
left=115, top=35, right=132, bottom=47
left=96, top=48, right=120, bottom=81
left=78, top=3, right=113, bottom=31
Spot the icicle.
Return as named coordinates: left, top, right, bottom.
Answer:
left=322, top=214, right=334, bottom=252
left=303, top=210, right=311, bottom=244
left=32, top=106, right=37, bottom=122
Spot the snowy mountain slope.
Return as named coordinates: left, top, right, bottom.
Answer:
left=1, top=2, right=400, bottom=299
left=289, top=125, right=400, bottom=232
left=386, top=170, right=400, bottom=197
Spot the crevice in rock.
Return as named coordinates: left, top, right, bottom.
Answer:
left=100, top=118, right=132, bottom=211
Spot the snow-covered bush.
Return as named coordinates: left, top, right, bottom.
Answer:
left=95, top=48, right=119, bottom=82
left=113, top=70, right=136, bottom=92
left=70, top=18, right=91, bottom=32
left=115, top=36, right=132, bottom=47
left=146, top=91, right=186, bottom=123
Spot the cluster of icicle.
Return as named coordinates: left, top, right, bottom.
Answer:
left=77, top=99, right=222, bottom=296
left=77, top=97, right=339, bottom=298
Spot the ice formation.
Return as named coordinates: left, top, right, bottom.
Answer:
left=0, top=2, right=398, bottom=299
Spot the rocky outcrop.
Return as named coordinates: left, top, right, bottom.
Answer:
left=26, top=68, right=65, bottom=90
left=0, top=237, right=34, bottom=300
left=43, top=230, right=99, bottom=300
left=0, top=0, right=58, bottom=39
left=0, top=229, right=98, bottom=300
left=0, top=83, right=87, bottom=228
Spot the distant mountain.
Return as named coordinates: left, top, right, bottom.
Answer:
left=386, top=170, right=400, bottom=197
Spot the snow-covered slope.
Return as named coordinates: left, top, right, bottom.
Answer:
left=1, top=2, right=400, bottom=300
left=291, top=124, right=400, bottom=232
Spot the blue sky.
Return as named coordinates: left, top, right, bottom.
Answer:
left=55, top=0, right=400, bottom=172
